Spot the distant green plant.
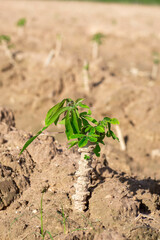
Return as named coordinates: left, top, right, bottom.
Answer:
left=0, top=35, right=11, bottom=43
left=20, top=98, right=119, bottom=157
left=83, top=62, right=89, bottom=71
left=17, top=18, right=27, bottom=27
left=153, top=52, right=160, bottom=65
left=92, top=32, right=105, bottom=45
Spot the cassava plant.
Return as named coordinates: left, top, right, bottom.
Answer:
left=16, top=18, right=27, bottom=36
left=83, top=60, right=90, bottom=93
left=20, top=98, right=119, bottom=211
left=44, top=33, right=62, bottom=67
left=91, top=32, right=105, bottom=60
left=151, top=52, right=160, bottom=80
left=0, top=35, right=15, bottom=65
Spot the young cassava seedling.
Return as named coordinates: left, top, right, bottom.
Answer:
left=151, top=52, right=160, bottom=80
left=44, top=33, right=62, bottom=67
left=91, top=32, right=105, bottom=60
left=20, top=98, right=119, bottom=211
left=83, top=60, right=90, bottom=93
left=0, top=35, right=14, bottom=63
left=16, top=18, right=27, bottom=37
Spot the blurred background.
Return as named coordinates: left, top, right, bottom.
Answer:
left=0, top=0, right=160, bottom=179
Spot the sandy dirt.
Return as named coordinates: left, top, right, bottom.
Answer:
left=0, top=1, right=160, bottom=239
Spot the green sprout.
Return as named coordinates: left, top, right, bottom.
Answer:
left=91, top=33, right=105, bottom=60
left=0, top=35, right=11, bottom=43
left=83, top=62, right=89, bottom=71
left=153, top=52, right=160, bottom=65
left=92, top=32, right=105, bottom=45
left=17, top=18, right=27, bottom=27
left=151, top=52, right=160, bottom=80
left=19, top=98, right=119, bottom=212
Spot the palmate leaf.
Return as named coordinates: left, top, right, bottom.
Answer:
left=19, top=126, right=48, bottom=155
left=45, top=99, right=66, bottom=126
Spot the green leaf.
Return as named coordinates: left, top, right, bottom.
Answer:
left=59, top=118, right=65, bottom=125
left=78, top=137, right=88, bottom=148
left=45, top=99, right=66, bottom=126
left=90, top=127, right=95, bottom=134
left=68, top=140, right=78, bottom=148
left=75, top=108, right=80, bottom=118
left=110, top=131, right=119, bottom=141
left=88, top=136, right=97, bottom=142
left=84, top=155, right=90, bottom=160
left=78, top=102, right=90, bottom=109
left=19, top=126, right=48, bottom=155
left=75, top=98, right=84, bottom=104
left=17, top=18, right=26, bottom=27
left=87, top=109, right=92, bottom=115
left=106, top=131, right=111, bottom=137
left=81, top=117, right=90, bottom=127
left=47, top=106, right=69, bottom=127
left=88, top=133, right=99, bottom=137
left=93, top=144, right=101, bottom=157
left=85, top=125, right=92, bottom=132
left=107, top=122, right=111, bottom=131
left=83, top=115, right=98, bottom=125
left=103, top=117, right=119, bottom=125
left=96, top=125, right=105, bottom=133
left=70, top=134, right=85, bottom=139
left=99, top=140, right=105, bottom=145
left=79, top=111, right=88, bottom=117
left=71, top=110, right=80, bottom=134
left=65, top=110, right=73, bottom=140
left=0, top=35, right=11, bottom=43
left=110, top=118, right=119, bottom=125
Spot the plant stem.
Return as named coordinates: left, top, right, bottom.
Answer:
left=44, top=49, right=55, bottom=67
left=55, top=36, right=62, bottom=58
left=92, top=41, right=99, bottom=60
left=115, top=125, right=126, bottom=151
left=83, top=60, right=90, bottom=93
left=151, top=63, right=159, bottom=80
left=72, top=144, right=95, bottom=212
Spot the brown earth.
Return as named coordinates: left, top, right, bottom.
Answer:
left=0, top=1, right=160, bottom=239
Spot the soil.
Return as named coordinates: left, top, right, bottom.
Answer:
left=0, top=1, right=160, bottom=239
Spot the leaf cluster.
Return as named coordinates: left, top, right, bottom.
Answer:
left=0, top=35, right=11, bottom=44
left=17, top=18, right=26, bottom=27
left=92, top=32, right=105, bottom=45
left=20, top=98, right=119, bottom=157
left=153, top=52, right=160, bottom=65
